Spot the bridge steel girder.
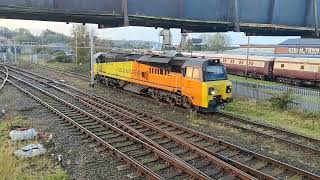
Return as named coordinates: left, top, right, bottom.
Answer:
left=0, top=0, right=319, bottom=37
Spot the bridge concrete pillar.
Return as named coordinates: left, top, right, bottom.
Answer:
left=234, top=0, right=240, bottom=32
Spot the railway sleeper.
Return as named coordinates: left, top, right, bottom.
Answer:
left=178, top=133, right=194, bottom=139
left=150, top=164, right=171, bottom=173
left=220, top=150, right=240, bottom=158
left=182, top=155, right=199, bottom=162
left=88, top=127, right=107, bottom=133
left=199, top=164, right=221, bottom=177
left=94, top=130, right=115, bottom=137
left=247, top=159, right=269, bottom=170
left=120, top=145, right=144, bottom=154
left=124, top=121, right=139, bottom=127
left=76, top=119, right=94, bottom=124
left=108, top=137, right=129, bottom=144
left=129, top=151, right=152, bottom=159
left=140, top=157, right=159, bottom=165
left=148, top=135, right=164, bottom=141
left=185, top=136, right=204, bottom=143
left=112, top=141, right=135, bottom=149
left=143, top=131, right=158, bottom=137
left=137, top=128, right=152, bottom=133
left=212, top=147, right=229, bottom=154
left=155, top=138, right=172, bottom=145
left=79, top=122, right=100, bottom=127
left=172, top=149, right=190, bottom=156
left=131, top=124, right=145, bottom=130
left=57, top=109, right=78, bottom=114
left=163, top=127, right=177, bottom=132
left=101, top=133, right=122, bottom=140
left=67, top=114, right=88, bottom=119
left=170, top=130, right=187, bottom=136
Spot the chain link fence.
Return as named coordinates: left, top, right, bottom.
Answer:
left=232, top=80, right=320, bottom=112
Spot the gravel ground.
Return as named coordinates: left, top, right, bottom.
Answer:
left=0, top=84, right=135, bottom=180
left=12, top=63, right=320, bottom=175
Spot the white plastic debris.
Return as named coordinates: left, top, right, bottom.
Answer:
left=58, top=154, right=63, bottom=162
left=9, top=128, right=38, bottom=141
left=0, top=109, right=5, bottom=118
left=14, top=144, right=46, bottom=158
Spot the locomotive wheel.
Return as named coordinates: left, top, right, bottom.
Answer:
left=152, top=91, right=161, bottom=101
left=182, top=97, right=192, bottom=108
left=169, top=98, right=176, bottom=106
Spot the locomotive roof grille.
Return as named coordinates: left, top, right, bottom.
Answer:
left=138, top=55, right=172, bottom=64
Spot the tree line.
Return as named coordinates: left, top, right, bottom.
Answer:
left=0, top=26, right=71, bottom=44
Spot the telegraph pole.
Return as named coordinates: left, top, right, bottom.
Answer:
left=90, top=31, right=95, bottom=87
left=245, top=36, right=250, bottom=79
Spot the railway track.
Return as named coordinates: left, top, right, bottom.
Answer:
left=1, top=68, right=256, bottom=180
left=3, top=64, right=320, bottom=179
left=211, top=112, right=320, bottom=154
left=21, top=61, right=89, bottom=80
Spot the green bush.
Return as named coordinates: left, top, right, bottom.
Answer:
left=269, top=90, right=295, bottom=110
left=53, top=51, right=71, bottom=63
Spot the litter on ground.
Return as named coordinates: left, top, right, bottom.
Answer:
left=14, top=144, right=46, bottom=158
left=9, top=128, right=38, bottom=141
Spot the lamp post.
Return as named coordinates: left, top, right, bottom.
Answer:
left=245, top=36, right=250, bottom=79
left=314, top=0, right=319, bottom=37
left=75, top=33, right=78, bottom=71
left=14, top=40, right=17, bottom=64
left=90, top=31, right=95, bottom=87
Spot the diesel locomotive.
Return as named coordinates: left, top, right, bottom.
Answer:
left=93, top=53, right=233, bottom=112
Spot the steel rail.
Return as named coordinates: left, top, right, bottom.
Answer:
left=4, top=66, right=255, bottom=179
left=4, top=65, right=320, bottom=179
left=5, top=74, right=217, bottom=180
left=0, top=63, right=8, bottom=90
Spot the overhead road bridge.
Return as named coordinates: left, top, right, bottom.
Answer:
left=0, top=0, right=320, bottom=37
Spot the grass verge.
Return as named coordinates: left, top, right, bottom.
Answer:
left=224, top=97, right=320, bottom=139
left=0, top=115, right=68, bottom=180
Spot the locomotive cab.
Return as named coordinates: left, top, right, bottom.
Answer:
left=182, top=58, right=233, bottom=112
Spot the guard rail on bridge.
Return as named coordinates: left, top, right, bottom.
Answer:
left=0, top=0, right=320, bottom=37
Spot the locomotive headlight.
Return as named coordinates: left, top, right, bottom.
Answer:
left=208, top=87, right=216, bottom=95
left=226, top=86, right=232, bottom=93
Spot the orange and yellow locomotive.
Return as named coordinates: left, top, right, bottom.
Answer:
left=94, top=53, right=232, bottom=112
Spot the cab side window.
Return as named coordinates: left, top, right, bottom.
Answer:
left=192, top=68, right=201, bottom=80
left=185, top=67, right=193, bottom=78
left=185, top=67, right=201, bottom=80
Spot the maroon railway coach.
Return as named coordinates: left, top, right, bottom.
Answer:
left=273, top=57, right=320, bottom=86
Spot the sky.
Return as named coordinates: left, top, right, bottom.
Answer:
left=0, top=19, right=299, bottom=45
